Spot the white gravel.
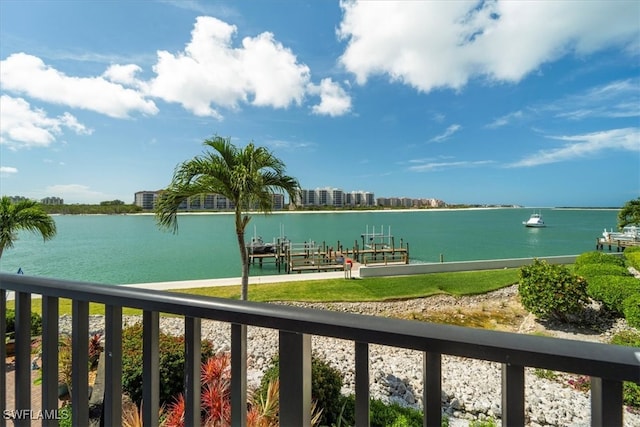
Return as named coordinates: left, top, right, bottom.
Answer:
left=58, top=287, right=639, bottom=427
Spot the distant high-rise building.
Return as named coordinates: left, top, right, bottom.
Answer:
left=134, top=191, right=158, bottom=210
left=40, top=196, right=64, bottom=205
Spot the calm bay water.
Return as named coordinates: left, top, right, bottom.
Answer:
left=0, top=208, right=619, bottom=285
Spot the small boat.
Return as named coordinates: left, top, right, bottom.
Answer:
left=247, top=237, right=276, bottom=254
left=523, top=212, right=545, bottom=228
left=602, top=225, right=640, bottom=242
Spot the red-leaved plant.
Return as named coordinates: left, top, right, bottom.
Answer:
left=161, top=353, right=231, bottom=427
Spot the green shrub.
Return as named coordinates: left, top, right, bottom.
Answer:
left=610, top=330, right=640, bottom=347
left=623, top=294, right=640, bottom=328
left=575, top=251, right=625, bottom=268
left=586, top=275, right=640, bottom=314
left=518, top=259, right=589, bottom=322
left=121, top=323, right=214, bottom=406
left=258, top=355, right=344, bottom=426
left=470, top=418, right=498, bottom=427
left=624, top=246, right=640, bottom=271
left=574, top=263, right=630, bottom=280
left=610, top=330, right=640, bottom=408
left=338, top=395, right=426, bottom=427
left=4, top=308, right=42, bottom=338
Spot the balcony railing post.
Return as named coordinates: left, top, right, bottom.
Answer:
left=0, top=289, right=6, bottom=427
left=184, top=316, right=202, bottom=427
left=143, top=311, right=160, bottom=427
left=71, top=300, right=90, bottom=426
left=104, top=304, right=123, bottom=427
left=14, top=291, right=31, bottom=427
left=423, top=352, right=442, bottom=427
left=279, top=331, right=311, bottom=426
left=355, top=342, right=370, bottom=426
left=591, top=377, right=623, bottom=426
left=501, top=363, right=525, bottom=427
left=231, top=323, right=247, bottom=427
left=41, top=296, right=59, bottom=427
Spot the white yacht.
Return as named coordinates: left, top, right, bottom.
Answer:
left=523, top=213, right=546, bottom=228
left=602, top=225, right=640, bottom=242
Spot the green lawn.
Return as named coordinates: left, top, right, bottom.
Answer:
left=16, top=268, right=520, bottom=316
left=171, top=268, right=519, bottom=302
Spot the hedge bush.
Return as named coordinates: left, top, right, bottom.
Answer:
left=4, top=308, right=42, bottom=337
left=610, top=330, right=640, bottom=408
left=121, top=323, right=214, bottom=406
left=622, top=294, right=640, bottom=328
left=258, top=355, right=344, bottom=426
left=624, top=246, right=640, bottom=271
left=518, top=259, right=589, bottom=322
left=338, top=395, right=426, bottom=427
left=574, top=263, right=630, bottom=280
left=575, top=251, right=625, bottom=268
left=586, top=275, right=640, bottom=314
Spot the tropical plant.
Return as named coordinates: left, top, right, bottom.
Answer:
left=0, top=196, right=57, bottom=259
left=518, top=259, right=589, bottom=322
left=618, top=197, right=640, bottom=229
left=155, top=136, right=299, bottom=300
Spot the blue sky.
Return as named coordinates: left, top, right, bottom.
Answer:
left=1, top=0, right=638, bottom=207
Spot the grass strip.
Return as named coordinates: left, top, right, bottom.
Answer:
left=10, top=268, right=519, bottom=316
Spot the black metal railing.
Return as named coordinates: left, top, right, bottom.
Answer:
left=1, top=273, right=638, bottom=427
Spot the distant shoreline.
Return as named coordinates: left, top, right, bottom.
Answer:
left=130, top=206, right=620, bottom=216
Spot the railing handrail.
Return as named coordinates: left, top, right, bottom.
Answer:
left=2, top=272, right=638, bottom=383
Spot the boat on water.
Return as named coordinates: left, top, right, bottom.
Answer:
left=602, top=225, right=640, bottom=242
left=247, top=236, right=276, bottom=254
left=523, top=213, right=546, bottom=228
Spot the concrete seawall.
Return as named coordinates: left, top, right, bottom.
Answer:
left=358, top=254, right=622, bottom=278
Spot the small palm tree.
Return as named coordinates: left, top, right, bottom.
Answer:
left=155, top=136, right=299, bottom=300
left=0, top=196, right=57, bottom=259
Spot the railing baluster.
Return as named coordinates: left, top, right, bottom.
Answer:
left=279, top=331, right=311, bottom=426
left=231, top=323, right=247, bottom=427
left=41, top=296, right=59, bottom=427
left=355, top=341, right=370, bottom=426
left=14, top=291, right=31, bottom=427
left=423, top=351, right=442, bottom=427
left=104, top=304, right=123, bottom=427
left=591, top=377, right=623, bottom=426
left=71, top=300, right=89, bottom=426
left=501, top=363, right=525, bottom=427
left=143, top=311, right=160, bottom=427
left=184, top=316, right=202, bottom=427
left=0, top=288, right=6, bottom=427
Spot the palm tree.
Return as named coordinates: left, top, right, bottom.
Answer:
left=0, top=196, right=57, bottom=259
left=155, top=136, right=300, bottom=300
left=618, top=197, right=640, bottom=229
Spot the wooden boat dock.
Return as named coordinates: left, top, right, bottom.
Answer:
left=247, top=225, right=409, bottom=274
left=596, top=236, right=640, bottom=252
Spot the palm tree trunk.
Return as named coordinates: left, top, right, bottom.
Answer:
left=237, top=230, right=250, bottom=301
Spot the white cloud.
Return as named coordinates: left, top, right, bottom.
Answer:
left=486, top=110, right=524, bottom=129
left=0, top=53, right=158, bottom=118
left=429, top=124, right=461, bottom=143
left=0, top=95, right=92, bottom=149
left=409, top=159, right=493, bottom=172
left=146, top=16, right=311, bottom=118
left=308, top=78, right=352, bottom=116
left=0, top=166, right=18, bottom=176
left=508, top=127, right=640, bottom=167
left=338, top=1, right=639, bottom=92
left=103, top=64, right=144, bottom=87
left=549, top=79, right=640, bottom=120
